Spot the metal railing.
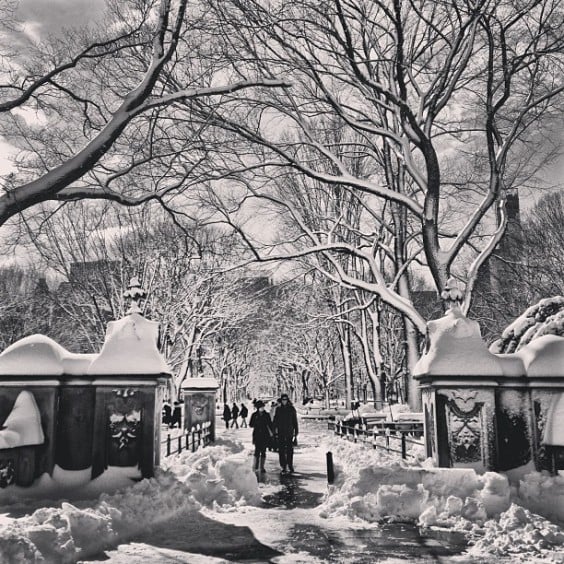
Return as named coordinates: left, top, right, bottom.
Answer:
left=162, top=421, right=212, bottom=457
left=328, top=419, right=424, bottom=462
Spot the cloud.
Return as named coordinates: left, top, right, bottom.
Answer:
left=16, top=0, right=106, bottom=39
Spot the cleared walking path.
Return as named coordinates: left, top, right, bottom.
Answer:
left=82, top=419, right=486, bottom=563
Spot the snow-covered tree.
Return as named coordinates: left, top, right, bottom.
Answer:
left=0, top=0, right=288, bottom=227
left=196, top=0, right=564, bottom=315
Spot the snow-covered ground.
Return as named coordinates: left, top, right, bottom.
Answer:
left=0, top=419, right=563, bottom=563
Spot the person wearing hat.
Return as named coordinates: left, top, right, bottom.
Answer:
left=273, top=393, right=299, bottom=474
left=249, top=400, right=274, bottom=472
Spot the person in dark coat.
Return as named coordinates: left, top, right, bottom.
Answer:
left=240, top=403, right=248, bottom=427
left=170, top=401, right=182, bottom=429
left=231, top=402, right=240, bottom=428
left=162, top=402, right=172, bottom=426
left=249, top=400, right=273, bottom=471
left=273, top=393, right=299, bottom=474
left=222, top=404, right=231, bottom=429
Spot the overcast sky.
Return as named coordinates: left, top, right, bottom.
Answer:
left=16, top=0, right=106, bottom=39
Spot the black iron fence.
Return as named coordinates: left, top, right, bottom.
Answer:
left=162, top=421, right=212, bottom=457
left=328, top=419, right=424, bottom=462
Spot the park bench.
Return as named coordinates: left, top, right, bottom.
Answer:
left=360, top=414, right=387, bottom=428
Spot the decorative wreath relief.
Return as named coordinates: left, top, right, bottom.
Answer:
left=109, top=410, right=141, bottom=450
left=0, top=460, right=15, bottom=488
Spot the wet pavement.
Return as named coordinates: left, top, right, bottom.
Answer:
left=84, top=419, right=489, bottom=563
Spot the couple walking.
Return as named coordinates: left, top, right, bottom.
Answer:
left=250, top=393, right=298, bottom=474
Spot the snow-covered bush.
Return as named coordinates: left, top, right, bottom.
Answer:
left=491, top=296, right=564, bottom=353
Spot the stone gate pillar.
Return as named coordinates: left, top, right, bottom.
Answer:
left=414, top=300, right=564, bottom=475
left=182, top=378, right=219, bottom=441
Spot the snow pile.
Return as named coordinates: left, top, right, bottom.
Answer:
left=321, top=434, right=564, bottom=559
left=518, top=472, right=564, bottom=522
left=320, top=457, right=510, bottom=526
left=511, top=334, right=564, bottom=378
left=0, top=470, right=199, bottom=563
left=468, top=504, right=564, bottom=561
left=0, top=437, right=258, bottom=562
left=163, top=437, right=261, bottom=507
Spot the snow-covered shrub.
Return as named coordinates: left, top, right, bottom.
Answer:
left=491, top=296, right=564, bottom=353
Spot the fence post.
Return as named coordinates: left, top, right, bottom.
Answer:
left=401, top=433, right=407, bottom=460
left=178, top=435, right=182, bottom=454
left=372, top=428, right=377, bottom=450
left=385, top=428, right=390, bottom=451
left=198, top=426, right=202, bottom=448
left=186, top=431, right=189, bottom=450
left=326, top=451, right=335, bottom=484
left=167, top=434, right=171, bottom=457
left=191, top=430, right=196, bottom=452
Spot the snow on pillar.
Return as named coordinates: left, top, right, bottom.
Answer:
left=414, top=301, right=506, bottom=472
left=88, top=277, right=171, bottom=480
left=0, top=277, right=171, bottom=497
left=415, top=298, right=564, bottom=476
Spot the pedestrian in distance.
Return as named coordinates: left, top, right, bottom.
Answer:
left=170, top=401, right=182, bottom=429
left=231, top=402, right=240, bottom=428
left=162, top=401, right=172, bottom=426
left=273, top=393, right=299, bottom=474
left=240, top=403, right=249, bottom=427
left=249, top=400, right=274, bottom=472
left=222, top=403, right=231, bottom=429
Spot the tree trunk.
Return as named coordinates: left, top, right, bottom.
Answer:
left=339, top=329, right=353, bottom=409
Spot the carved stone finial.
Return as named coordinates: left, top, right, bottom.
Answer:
left=123, top=276, right=146, bottom=314
left=440, top=277, right=464, bottom=312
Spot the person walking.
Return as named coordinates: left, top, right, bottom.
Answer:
left=162, top=401, right=172, bottom=426
left=231, top=402, right=240, bottom=428
left=240, top=403, right=248, bottom=427
left=222, top=403, right=231, bottom=429
left=273, top=393, right=299, bottom=474
left=170, top=401, right=182, bottom=428
left=249, top=400, right=273, bottom=472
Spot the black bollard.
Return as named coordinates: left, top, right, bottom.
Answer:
left=326, top=451, right=335, bottom=484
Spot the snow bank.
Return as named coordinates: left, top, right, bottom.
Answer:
left=518, top=472, right=564, bottom=522
left=163, top=436, right=260, bottom=507
left=320, top=434, right=564, bottom=560
left=0, top=437, right=258, bottom=562
left=469, top=504, right=564, bottom=561
left=0, top=335, right=68, bottom=376
left=320, top=458, right=510, bottom=526
left=0, top=470, right=199, bottom=563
